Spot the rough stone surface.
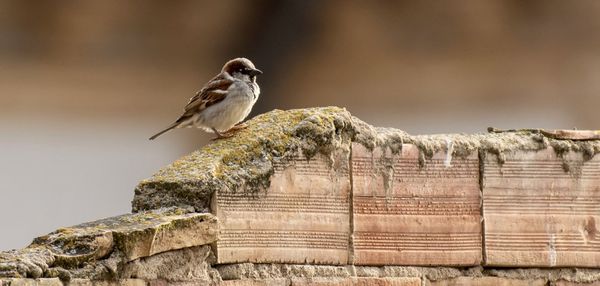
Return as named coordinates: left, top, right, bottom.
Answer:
left=555, top=281, right=600, bottom=286
left=68, top=279, right=94, bottom=286
left=2, top=278, right=63, bottom=286
left=426, top=277, right=546, bottom=286
left=0, top=247, right=55, bottom=279
left=0, top=278, right=147, bottom=286
left=214, top=264, right=600, bottom=284
left=219, top=279, right=289, bottom=286
left=483, top=147, right=600, bottom=267
left=0, top=208, right=217, bottom=280
left=291, top=277, right=421, bottom=285
left=484, top=268, right=600, bottom=284
left=76, top=279, right=147, bottom=286
left=43, top=207, right=217, bottom=263
left=122, top=245, right=219, bottom=284
left=146, top=280, right=210, bottom=286
left=216, top=264, right=352, bottom=281
left=352, top=143, right=481, bottom=266
left=215, top=264, right=465, bottom=282
left=67, top=279, right=146, bottom=286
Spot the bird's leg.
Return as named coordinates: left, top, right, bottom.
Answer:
left=227, top=121, right=249, bottom=132
left=211, top=122, right=250, bottom=140
left=211, top=128, right=234, bottom=140
left=218, top=122, right=250, bottom=138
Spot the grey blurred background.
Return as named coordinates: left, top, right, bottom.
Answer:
left=1, top=0, right=599, bottom=250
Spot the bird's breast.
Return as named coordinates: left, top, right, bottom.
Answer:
left=199, top=83, right=258, bottom=131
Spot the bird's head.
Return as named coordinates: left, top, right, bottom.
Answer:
left=222, top=58, right=263, bottom=82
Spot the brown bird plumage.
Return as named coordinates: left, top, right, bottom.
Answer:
left=149, top=58, right=262, bottom=140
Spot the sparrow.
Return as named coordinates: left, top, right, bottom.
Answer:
left=149, top=58, right=262, bottom=140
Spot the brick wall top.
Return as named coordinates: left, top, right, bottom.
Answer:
left=134, top=107, right=600, bottom=213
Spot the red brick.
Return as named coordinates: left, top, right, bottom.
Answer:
left=213, top=150, right=351, bottom=265
left=483, top=147, right=600, bottom=267
left=351, top=143, right=482, bottom=266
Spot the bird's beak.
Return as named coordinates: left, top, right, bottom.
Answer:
left=249, top=68, right=263, bottom=76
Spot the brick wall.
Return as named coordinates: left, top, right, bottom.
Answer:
left=2, top=108, right=599, bottom=285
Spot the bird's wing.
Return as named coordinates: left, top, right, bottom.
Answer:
left=177, top=73, right=234, bottom=121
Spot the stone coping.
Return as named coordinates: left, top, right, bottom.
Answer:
left=134, top=107, right=600, bottom=213
left=0, top=208, right=217, bottom=280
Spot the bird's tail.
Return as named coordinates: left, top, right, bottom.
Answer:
left=149, top=122, right=179, bottom=140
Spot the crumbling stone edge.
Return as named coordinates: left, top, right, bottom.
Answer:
left=4, top=261, right=600, bottom=285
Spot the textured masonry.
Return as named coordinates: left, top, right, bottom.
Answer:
left=132, top=107, right=600, bottom=275
left=2, top=107, right=600, bottom=285
left=352, top=143, right=481, bottom=266
left=483, top=147, right=600, bottom=267
left=212, top=151, right=351, bottom=265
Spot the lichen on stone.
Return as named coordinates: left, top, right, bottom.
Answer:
left=358, top=125, right=600, bottom=169
left=0, top=207, right=215, bottom=280
left=133, top=107, right=357, bottom=212
left=0, top=247, right=54, bottom=279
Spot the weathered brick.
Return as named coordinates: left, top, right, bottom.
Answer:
left=483, top=147, right=600, bottom=267
left=291, top=277, right=420, bottom=286
left=351, top=143, right=482, bottom=266
left=67, top=279, right=93, bottom=286
left=219, top=279, right=289, bottom=286
left=555, top=281, right=600, bottom=286
left=30, top=208, right=217, bottom=265
left=354, top=278, right=420, bottom=286
left=68, top=279, right=146, bottom=286
left=121, top=280, right=147, bottom=286
left=426, top=277, right=545, bottom=286
left=213, top=150, right=351, bottom=265
left=67, top=278, right=148, bottom=286
left=5, top=278, right=63, bottom=286
left=122, top=246, right=215, bottom=283
left=148, top=280, right=210, bottom=286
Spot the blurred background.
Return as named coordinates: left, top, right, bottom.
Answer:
left=1, top=0, right=599, bottom=250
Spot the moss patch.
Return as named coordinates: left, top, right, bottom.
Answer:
left=1, top=207, right=208, bottom=279
left=352, top=120, right=600, bottom=168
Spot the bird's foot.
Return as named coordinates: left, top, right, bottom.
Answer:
left=210, top=123, right=249, bottom=140
left=228, top=122, right=249, bottom=131
left=211, top=128, right=235, bottom=141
